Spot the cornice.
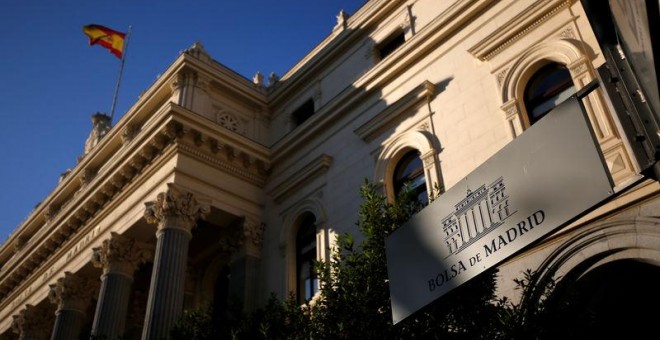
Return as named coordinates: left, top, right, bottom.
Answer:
left=269, top=154, right=333, bottom=203
left=354, top=80, right=436, bottom=142
left=272, top=0, right=495, bottom=164
left=181, top=52, right=268, bottom=109
left=268, top=0, right=403, bottom=108
left=0, top=101, right=271, bottom=308
left=468, top=0, right=573, bottom=62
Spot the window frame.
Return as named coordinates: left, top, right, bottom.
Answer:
left=295, top=213, right=319, bottom=303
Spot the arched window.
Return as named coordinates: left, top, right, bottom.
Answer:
left=524, top=63, right=575, bottom=125
left=393, top=150, right=428, bottom=205
left=296, top=214, right=318, bottom=303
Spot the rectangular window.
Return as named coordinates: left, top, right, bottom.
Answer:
left=376, top=30, right=406, bottom=61
left=292, top=99, right=315, bottom=126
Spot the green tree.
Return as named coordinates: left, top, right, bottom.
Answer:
left=302, top=180, right=505, bottom=340
left=174, top=180, right=584, bottom=339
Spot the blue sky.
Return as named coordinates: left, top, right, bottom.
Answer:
left=0, top=0, right=366, bottom=241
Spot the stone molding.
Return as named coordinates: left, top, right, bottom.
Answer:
left=0, top=103, right=270, bottom=307
left=354, top=80, right=438, bottom=142
left=48, top=272, right=98, bottom=312
left=144, top=184, right=211, bottom=235
left=468, top=0, right=573, bottom=61
left=216, top=217, right=265, bottom=257
left=269, top=154, right=333, bottom=204
left=91, top=233, right=153, bottom=277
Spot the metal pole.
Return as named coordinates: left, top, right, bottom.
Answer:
left=109, top=25, right=132, bottom=123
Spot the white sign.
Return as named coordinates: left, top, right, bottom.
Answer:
left=386, top=97, right=614, bottom=324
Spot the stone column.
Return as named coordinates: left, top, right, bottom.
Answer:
left=223, top=217, right=265, bottom=312
left=48, top=272, right=98, bottom=340
left=11, top=304, right=52, bottom=340
left=91, top=232, right=153, bottom=339
left=141, top=184, right=209, bottom=340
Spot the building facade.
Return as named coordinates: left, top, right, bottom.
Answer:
left=1, top=0, right=658, bottom=338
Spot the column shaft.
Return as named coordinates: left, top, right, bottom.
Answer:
left=51, top=310, right=86, bottom=340
left=91, top=272, right=134, bottom=339
left=141, top=228, right=191, bottom=340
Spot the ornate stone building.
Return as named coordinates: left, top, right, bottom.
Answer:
left=0, top=0, right=658, bottom=339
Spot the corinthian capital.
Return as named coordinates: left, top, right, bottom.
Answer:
left=48, top=272, right=98, bottom=312
left=12, top=304, right=52, bottom=338
left=144, top=184, right=210, bottom=233
left=244, top=218, right=265, bottom=250
left=92, top=232, right=153, bottom=276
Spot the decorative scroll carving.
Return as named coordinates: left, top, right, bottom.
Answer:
left=48, top=272, right=98, bottom=311
left=557, top=26, right=576, bottom=39
left=121, top=124, right=139, bottom=145
left=11, top=304, right=52, bottom=339
left=495, top=68, right=508, bottom=88
left=14, top=236, right=28, bottom=253
left=244, top=218, right=265, bottom=249
left=44, top=204, right=60, bottom=221
left=92, top=232, right=153, bottom=276
left=144, top=184, right=210, bottom=233
left=80, top=167, right=97, bottom=186
left=218, top=224, right=245, bottom=254
left=218, top=218, right=265, bottom=256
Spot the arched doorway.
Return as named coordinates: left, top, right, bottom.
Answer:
left=570, top=260, right=660, bottom=338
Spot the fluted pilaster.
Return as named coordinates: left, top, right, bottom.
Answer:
left=48, top=272, right=98, bottom=340
left=227, top=217, right=265, bottom=312
left=141, top=184, right=209, bottom=340
left=91, top=232, right=153, bottom=339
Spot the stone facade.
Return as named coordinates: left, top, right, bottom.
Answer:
left=0, top=0, right=657, bottom=338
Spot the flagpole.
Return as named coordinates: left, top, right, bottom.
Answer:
left=109, top=25, right=131, bottom=123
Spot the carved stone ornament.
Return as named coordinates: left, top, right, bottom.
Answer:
left=92, top=232, right=154, bottom=276
left=121, top=124, right=139, bottom=145
left=144, top=184, right=210, bottom=233
left=244, top=219, right=265, bottom=249
left=83, top=113, right=112, bottom=156
left=217, top=222, right=247, bottom=254
left=217, top=113, right=240, bottom=132
left=253, top=71, right=264, bottom=87
left=335, top=10, right=350, bottom=30
left=12, top=304, right=52, bottom=338
left=268, top=72, right=280, bottom=86
left=48, top=272, right=98, bottom=312
left=501, top=99, right=520, bottom=120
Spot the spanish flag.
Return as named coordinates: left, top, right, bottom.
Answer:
left=82, top=24, right=126, bottom=59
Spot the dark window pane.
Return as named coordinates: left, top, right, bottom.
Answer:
left=524, top=63, right=575, bottom=124
left=394, top=150, right=428, bottom=205
left=296, top=214, right=318, bottom=303
left=292, top=99, right=315, bottom=126
left=377, top=31, right=405, bottom=60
